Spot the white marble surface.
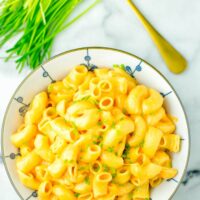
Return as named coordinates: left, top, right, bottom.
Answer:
left=0, top=0, right=200, bottom=199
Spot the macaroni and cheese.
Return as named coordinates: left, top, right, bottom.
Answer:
left=11, top=65, right=180, bottom=199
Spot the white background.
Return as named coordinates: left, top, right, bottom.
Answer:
left=0, top=0, right=200, bottom=199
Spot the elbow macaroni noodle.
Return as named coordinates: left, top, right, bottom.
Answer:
left=11, top=65, right=181, bottom=199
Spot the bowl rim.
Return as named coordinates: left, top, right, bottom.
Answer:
left=1, top=46, right=190, bottom=200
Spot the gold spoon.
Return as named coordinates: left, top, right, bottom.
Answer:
left=127, top=0, right=187, bottom=74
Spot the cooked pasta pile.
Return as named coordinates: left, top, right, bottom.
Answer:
left=11, top=65, right=181, bottom=200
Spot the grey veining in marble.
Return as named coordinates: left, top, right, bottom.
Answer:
left=0, top=0, right=200, bottom=199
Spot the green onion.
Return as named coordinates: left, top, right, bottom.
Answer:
left=107, top=147, right=114, bottom=152
left=74, top=193, right=80, bottom=197
left=0, top=0, right=101, bottom=72
left=78, top=165, right=89, bottom=171
left=122, top=108, right=128, bottom=114
left=110, top=122, right=116, bottom=129
left=122, top=143, right=130, bottom=159
left=113, top=64, right=126, bottom=70
left=97, top=121, right=103, bottom=126
left=102, top=164, right=109, bottom=172
left=84, top=176, right=90, bottom=184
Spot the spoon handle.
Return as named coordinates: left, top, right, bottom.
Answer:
left=127, top=0, right=187, bottom=74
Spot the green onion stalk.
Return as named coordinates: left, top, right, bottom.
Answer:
left=0, top=0, right=101, bottom=72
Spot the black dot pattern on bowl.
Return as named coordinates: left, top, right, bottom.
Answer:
left=32, top=191, right=38, bottom=197
left=9, top=153, right=16, bottom=159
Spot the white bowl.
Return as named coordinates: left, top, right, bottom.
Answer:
left=1, top=47, right=190, bottom=200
